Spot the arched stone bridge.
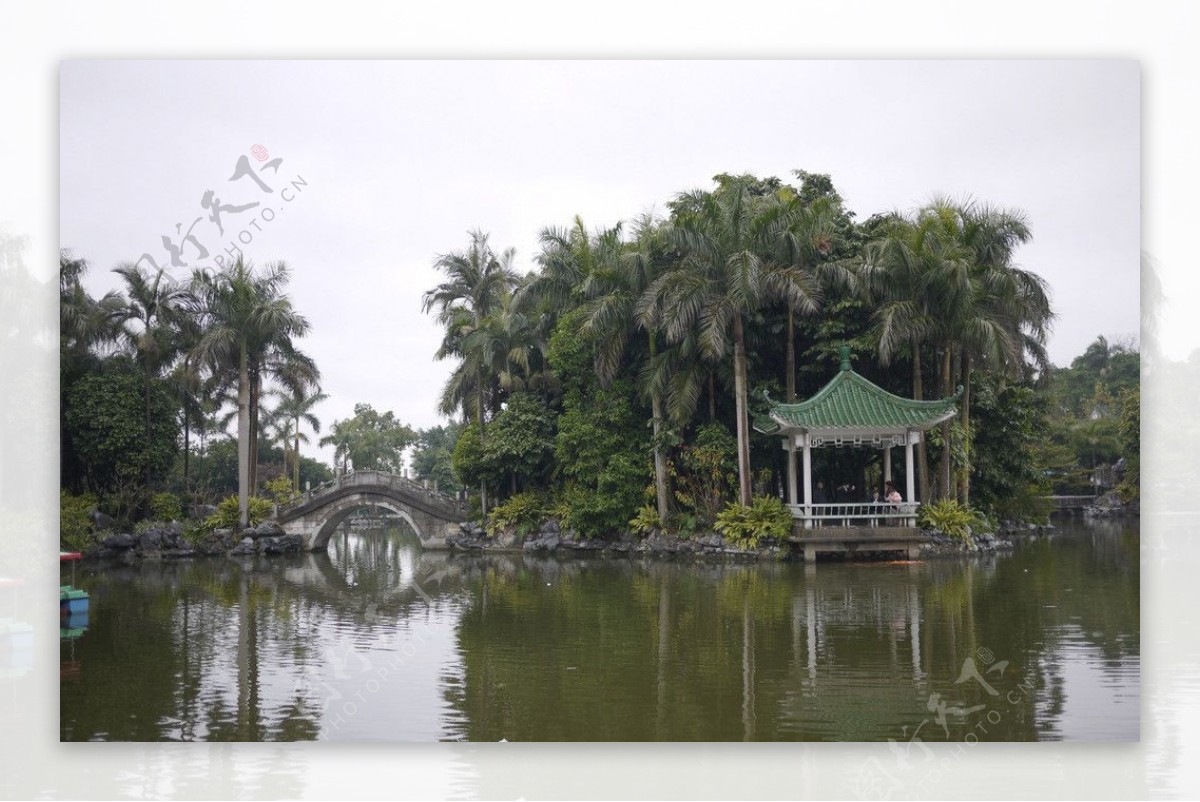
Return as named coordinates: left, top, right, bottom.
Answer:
left=275, top=470, right=468, bottom=551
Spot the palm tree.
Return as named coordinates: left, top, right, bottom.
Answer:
left=254, top=346, right=320, bottom=491
left=60, top=252, right=125, bottom=370
left=319, top=418, right=357, bottom=477
left=519, top=215, right=623, bottom=322
left=272, top=385, right=328, bottom=490
left=863, top=198, right=1053, bottom=503
left=952, top=199, right=1053, bottom=503
left=423, top=230, right=520, bottom=516
left=860, top=208, right=955, bottom=500
left=768, top=187, right=852, bottom=402
left=581, top=211, right=673, bottom=523
left=112, top=263, right=194, bottom=495
left=644, top=177, right=824, bottom=505
left=192, top=258, right=310, bottom=527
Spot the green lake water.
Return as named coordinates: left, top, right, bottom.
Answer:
left=59, top=518, right=1139, bottom=742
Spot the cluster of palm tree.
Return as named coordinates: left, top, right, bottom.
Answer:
left=60, top=254, right=324, bottom=526
left=425, top=172, right=1055, bottom=525
left=861, top=197, right=1053, bottom=504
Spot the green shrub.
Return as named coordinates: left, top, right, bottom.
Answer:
left=714, top=495, right=793, bottom=550
left=628, top=504, right=661, bottom=536
left=260, top=475, right=300, bottom=506
left=486, top=492, right=547, bottom=537
left=917, top=499, right=982, bottom=541
left=557, top=452, right=648, bottom=539
left=60, top=490, right=98, bottom=552
left=204, top=495, right=273, bottom=531
left=149, top=492, right=183, bottom=522
left=670, top=424, right=738, bottom=530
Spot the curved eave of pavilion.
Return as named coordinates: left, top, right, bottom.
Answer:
left=752, top=368, right=963, bottom=437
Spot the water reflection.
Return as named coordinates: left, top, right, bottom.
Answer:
left=61, top=519, right=1139, bottom=741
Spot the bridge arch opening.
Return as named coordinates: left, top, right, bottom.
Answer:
left=309, top=494, right=427, bottom=552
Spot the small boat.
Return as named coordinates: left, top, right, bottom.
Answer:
left=60, top=552, right=90, bottom=617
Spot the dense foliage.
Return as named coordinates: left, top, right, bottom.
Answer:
left=60, top=167, right=1135, bottom=541
left=1038, top=336, right=1139, bottom=497
left=421, top=169, right=1117, bottom=535
left=59, top=254, right=329, bottom=528
left=319, top=403, right=416, bottom=474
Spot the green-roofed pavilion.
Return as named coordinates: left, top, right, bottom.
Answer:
left=755, top=346, right=961, bottom=526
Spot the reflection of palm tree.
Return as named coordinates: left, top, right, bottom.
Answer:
left=236, top=565, right=261, bottom=741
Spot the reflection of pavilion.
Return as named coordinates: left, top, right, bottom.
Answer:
left=755, top=348, right=959, bottom=545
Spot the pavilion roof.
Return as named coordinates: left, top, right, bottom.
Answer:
left=753, top=348, right=961, bottom=435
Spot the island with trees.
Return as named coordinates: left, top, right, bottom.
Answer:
left=59, top=170, right=1139, bottom=558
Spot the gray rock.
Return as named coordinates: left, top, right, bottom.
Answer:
left=253, top=520, right=285, bottom=537
left=102, top=532, right=136, bottom=550
left=525, top=533, right=561, bottom=552
left=138, top=529, right=164, bottom=550
left=229, top=537, right=255, bottom=556
left=90, top=510, right=118, bottom=530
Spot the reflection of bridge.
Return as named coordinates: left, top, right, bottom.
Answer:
left=275, top=470, right=468, bottom=551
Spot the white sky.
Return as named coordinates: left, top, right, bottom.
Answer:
left=59, top=60, right=1141, bottom=462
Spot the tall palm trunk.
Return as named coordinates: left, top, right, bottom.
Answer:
left=959, top=351, right=972, bottom=505
left=649, top=334, right=670, bottom=524
left=144, top=357, right=153, bottom=499
left=181, top=355, right=191, bottom=496
left=912, top=339, right=930, bottom=503
left=248, top=371, right=261, bottom=495
left=786, top=307, right=796, bottom=402
left=707, top=371, right=716, bottom=422
left=732, top=312, right=753, bottom=506
left=476, top=374, right=488, bottom=518
left=940, top=346, right=953, bottom=501
left=237, top=343, right=250, bottom=528
left=293, top=415, right=301, bottom=490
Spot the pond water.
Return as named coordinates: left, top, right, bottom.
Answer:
left=59, top=518, right=1139, bottom=742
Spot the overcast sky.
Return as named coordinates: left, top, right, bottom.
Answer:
left=59, top=60, right=1140, bottom=464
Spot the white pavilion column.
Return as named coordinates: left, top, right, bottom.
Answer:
left=802, top=433, right=813, bottom=528
left=786, top=437, right=798, bottom=505
left=905, top=431, right=916, bottom=505
left=883, top=443, right=892, bottom=483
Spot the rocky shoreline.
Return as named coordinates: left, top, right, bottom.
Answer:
left=447, top=519, right=1026, bottom=561
left=82, top=521, right=304, bottom=562
left=77, top=516, right=1059, bottom=564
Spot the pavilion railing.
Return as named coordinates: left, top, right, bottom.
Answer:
left=787, top=502, right=920, bottom=528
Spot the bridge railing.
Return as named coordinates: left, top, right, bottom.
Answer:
left=280, top=470, right=467, bottom=516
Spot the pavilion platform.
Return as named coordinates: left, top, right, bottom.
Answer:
left=789, top=524, right=929, bottom=562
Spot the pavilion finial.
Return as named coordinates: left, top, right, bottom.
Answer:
left=839, top=345, right=851, bottom=372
